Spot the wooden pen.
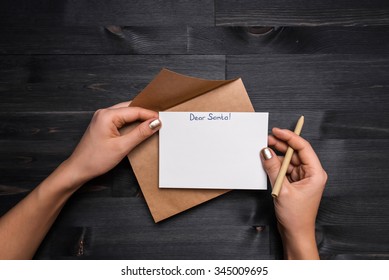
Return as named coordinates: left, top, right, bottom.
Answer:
left=271, top=116, right=305, bottom=198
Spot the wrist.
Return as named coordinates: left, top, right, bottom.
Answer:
left=54, top=159, right=87, bottom=192
left=34, top=159, right=86, bottom=209
left=279, top=225, right=319, bottom=260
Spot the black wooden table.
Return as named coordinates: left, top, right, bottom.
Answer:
left=0, top=0, right=388, bottom=259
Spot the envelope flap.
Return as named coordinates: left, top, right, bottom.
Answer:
left=130, top=68, right=236, bottom=111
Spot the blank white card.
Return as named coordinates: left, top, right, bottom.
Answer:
left=159, top=112, right=269, bottom=190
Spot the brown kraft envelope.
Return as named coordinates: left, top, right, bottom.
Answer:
left=126, top=68, right=255, bottom=222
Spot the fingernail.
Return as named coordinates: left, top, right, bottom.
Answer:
left=149, top=119, right=161, bottom=130
left=261, top=148, right=273, bottom=160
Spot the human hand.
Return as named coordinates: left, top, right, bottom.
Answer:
left=260, top=128, right=327, bottom=259
left=65, top=101, right=161, bottom=187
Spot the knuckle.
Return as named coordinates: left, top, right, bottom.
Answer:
left=322, top=170, right=328, bottom=183
left=93, top=108, right=107, bottom=119
left=92, top=108, right=110, bottom=124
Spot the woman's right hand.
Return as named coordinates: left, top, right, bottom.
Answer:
left=260, top=128, right=327, bottom=259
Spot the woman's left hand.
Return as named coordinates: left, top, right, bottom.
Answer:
left=66, top=101, right=161, bottom=186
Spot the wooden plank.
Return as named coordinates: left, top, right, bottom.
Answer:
left=3, top=26, right=389, bottom=55
left=34, top=193, right=273, bottom=259
left=188, top=26, right=389, bottom=54
left=316, top=139, right=389, bottom=197
left=215, top=0, right=389, bottom=26
left=50, top=192, right=273, bottom=227
left=270, top=111, right=389, bottom=140
left=321, top=111, right=389, bottom=139
left=0, top=0, right=214, bottom=26
left=86, top=226, right=269, bottom=260
left=36, top=225, right=271, bottom=259
left=0, top=112, right=91, bottom=141
left=0, top=55, right=225, bottom=112
left=317, top=225, right=389, bottom=257
left=0, top=27, right=187, bottom=55
left=35, top=226, right=89, bottom=259
left=317, top=197, right=389, bottom=226
left=227, top=54, right=389, bottom=111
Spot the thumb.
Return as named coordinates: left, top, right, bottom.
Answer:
left=260, top=147, right=282, bottom=187
left=122, top=118, right=161, bottom=153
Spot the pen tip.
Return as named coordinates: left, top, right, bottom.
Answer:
left=298, top=115, right=305, bottom=127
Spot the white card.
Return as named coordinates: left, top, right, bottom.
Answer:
left=158, top=112, right=269, bottom=190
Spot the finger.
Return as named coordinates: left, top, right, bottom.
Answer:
left=268, top=134, right=278, bottom=146
left=121, top=118, right=161, bottom=152
left=260, top=147, right=283, bottom=188
left=108, top=101, right=132, bottom=109
left=110, top=107, right=158, bottom=129
left=289, top=167, right=301, bottom=182
left=272, top=127, right=322, bottom=167
left=268, top=135, right=301, bottom=166
left=276, top=156, right=296, bottom=176
left=286, top=162, right=295, bottom=175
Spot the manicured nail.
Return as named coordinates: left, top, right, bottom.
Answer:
left=261, top=148, right=273, bottom=160
left=149, top=119, right=161, bottom=130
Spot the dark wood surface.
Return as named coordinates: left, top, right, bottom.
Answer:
left=0, top=1, right=388, bottom=260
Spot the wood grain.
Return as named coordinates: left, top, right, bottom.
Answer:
left=188, top=26, right=389, bottom=54
left=227, top=54, right=389, bottom=111
left=215, top=0, right=389, bottom=26
left=34, top=192, right=274, bottom=259
left=0, top=55, right=225, bottom=112
left=3, top=26, right=389, bottom=55
left=0, top=0, right=214, bottom=26
left=317, top=225, right=389, bottom=257
left=37, top=225, right=272, bottom=259
left=0, top=27, right=187, bottom=55
left=317, top=197, right=389, bottom=226
left=0, top=0, right=388, bottom=260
